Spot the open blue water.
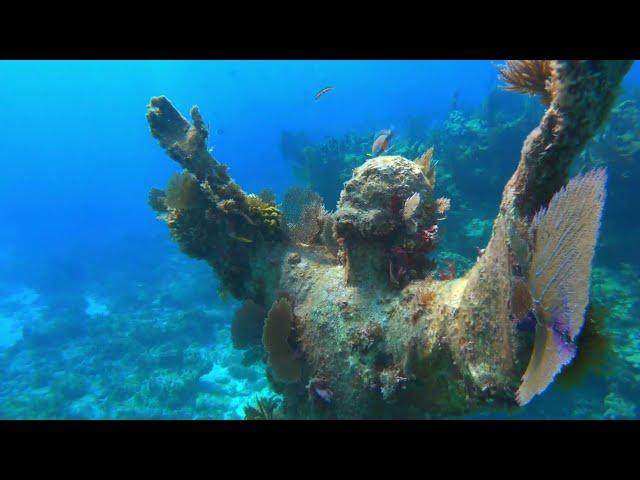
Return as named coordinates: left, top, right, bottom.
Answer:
left=0, top=60, right=639, bottom=419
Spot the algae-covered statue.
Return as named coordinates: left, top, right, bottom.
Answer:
left=146, top=60, right=633, bottom=419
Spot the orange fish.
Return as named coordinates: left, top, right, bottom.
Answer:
left=370, top=128, right=394, bottom=156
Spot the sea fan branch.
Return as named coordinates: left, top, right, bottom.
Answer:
left=517, top=168, right=607, bottom=406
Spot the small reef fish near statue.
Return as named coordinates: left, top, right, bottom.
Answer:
left=369, top=128, right=394, bottom=156
left=314, top=86, right=334, bottom=101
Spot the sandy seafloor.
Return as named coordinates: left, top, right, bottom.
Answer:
left=0, top=239, right=279, bottom=420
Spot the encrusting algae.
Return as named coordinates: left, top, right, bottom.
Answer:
left=146, top=60, right=633, bottom=419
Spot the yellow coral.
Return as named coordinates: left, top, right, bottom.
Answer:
left=246, top=194, right=282, bottom=234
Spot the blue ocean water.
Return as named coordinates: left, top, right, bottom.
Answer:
left=0, top=60, right=639, bottom=419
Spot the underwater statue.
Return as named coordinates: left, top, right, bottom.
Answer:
left=146, top=60, right=633, bottom=419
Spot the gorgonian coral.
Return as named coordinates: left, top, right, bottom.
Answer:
left=263, top=297, right=301, bottom=384
left=556, top=302, right=614, bottom=389
left=231, top=300, right=266, bottom=349
left=517, top=168, right=607, bottom=406
left=165, top=170, right=203, bottom=210
left=281, top=187, right=323, bottom=225
left=289, top=202, right=330, bottom=245
left=148, top=188, right=167, bottom=213
left=498, top=60, right=557, bottom=106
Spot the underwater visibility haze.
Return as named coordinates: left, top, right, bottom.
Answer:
left=1, top=60, right=640, bottom=419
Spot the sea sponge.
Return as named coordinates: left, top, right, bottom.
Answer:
left=262, top=298, right=301, bottom=383
left=231, top=300, right=266, bottom=349
left=165, top=170, right=203, bottom=210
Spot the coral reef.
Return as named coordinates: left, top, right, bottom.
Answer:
left=145, top=61, right=633, bottom=419
left=280, top=187, right=323, bottom=225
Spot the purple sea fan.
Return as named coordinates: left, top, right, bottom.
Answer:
left=516, top=168, right=607, bottom=406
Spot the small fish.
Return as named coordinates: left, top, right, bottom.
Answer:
left=370, top=128, right=394, bottom=156
left=235, top=235, right=253, bottom=244
left=207, top=122, right=224, bottom=136
left=228, top=231, right=253, bottom=243
left=314, top=86, right=334, bottom=101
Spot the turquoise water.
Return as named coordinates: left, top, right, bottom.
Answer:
left=0, top=60, right=639, bottom=419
